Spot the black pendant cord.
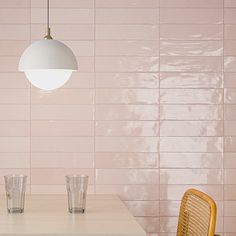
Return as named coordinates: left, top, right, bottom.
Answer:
left=44, top=0, right=53, bottom=39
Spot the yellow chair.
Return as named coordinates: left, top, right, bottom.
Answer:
left=177, top=188, right=217, bottom=236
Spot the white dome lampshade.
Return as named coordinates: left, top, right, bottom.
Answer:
left=19, top=39, right=78, bottom=90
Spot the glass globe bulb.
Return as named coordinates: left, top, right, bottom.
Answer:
left=25, top=69, right=72, bottom=90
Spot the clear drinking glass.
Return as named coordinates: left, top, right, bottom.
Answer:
left=4, top=175, right=27, bottom=213
left=66, top=175, right=89, bottom=213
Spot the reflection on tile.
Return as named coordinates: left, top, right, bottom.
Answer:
left=160, top=105, right=223, bottom=120
left=136, top=217, right=159, bottom=234
left=160, top=121, right=223, bottom=136
left=160, top=89, right=222, bottom=104
left=124, top=201, right=159, bottom=217
left=160, top=169, right=223, bottom=184
left=160, top=72, right=223, bottom=88
left=160, top=137, right=222, bottom=152
left=161, top=57, right=223, bottom=72
left=160, top=153, right=223, bottom=168
left=160, top=41, right=223, bottom=56
left=160, top=185, right=223, bottom=201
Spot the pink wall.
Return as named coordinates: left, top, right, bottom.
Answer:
left=0, top=0, right=235, bottom=235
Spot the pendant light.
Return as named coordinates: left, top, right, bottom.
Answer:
left=19, top=0, right=78, bottom=90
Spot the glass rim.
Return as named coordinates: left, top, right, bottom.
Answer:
left=4, top=174, right=27, bottom=179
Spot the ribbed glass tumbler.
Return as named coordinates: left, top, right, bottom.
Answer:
left=66, top=175, right=89, bottom=213
left=4, top=175, right=27, bottom=213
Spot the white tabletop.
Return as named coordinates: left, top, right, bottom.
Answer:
left=0, top=194, right=146, bottom=236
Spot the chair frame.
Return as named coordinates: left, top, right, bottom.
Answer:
left=177, top=188, right=217, bottom=236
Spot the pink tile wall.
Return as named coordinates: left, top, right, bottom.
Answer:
left=0, top=0, right=235, bottom=235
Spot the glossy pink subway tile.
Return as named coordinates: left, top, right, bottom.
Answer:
left=96, top=9, right=158, bottom=25
left=160, top=105, right=223, bottom=120
left=96, top=105, right=159, bottom=120
left=96, top=40, right=159, bottom=57
left=0, top=153, right=30, bottom=168
left=224, top=9, right=236, bottom=24
left=0, top=105, right=29, bottom=120
left=124, top=201, right=159, bottom=217
left=160, top=137, right=223, bottom=152
left=31, top=121, right=94, bottom=137
left=0, top=89, right=29, bottom=104
left=0, top=121, right=29, bottom=137
left=31, top=24, right=94, bottom=41
left=95, top=153, right=159, bottom=168
left=0, top=25, right=29, bottom=40
left=31, top=105, right=94, bottom=120
left=31, top=169, right=94, bottom=185
left=31, top=153, right=94, bottom=168
left=96, top=89, right=159, bottom=104
left=160, top=169, right=223, bottom=185
left=160, top=9, right=223, bottom=25
left=96, top=169, right=159, bottom=185
left=0, top=73, right=29, bottom=89
left=0, top=41, right=29, bottom=56
left=161, top=56, right=223, bottom=72
left=31, top=89, right=94, bottom=105
left=160, top=121, right=223, bottom=137
left=96, top=73, right=159, bottom=88
left=96, top=56, right=159, bottom=72
left=31, top=9, right=94, bottom=24
left=0, top=0, right=30, bottom=8
left=160, top=185, right=223, bottom=201
left=225, top=25, right=236, bottom=39
left=96, top=25, right=159, bottom=40
left=31, top=0, right=94, bottom=8
left=96, top=0, right=159, bottom=8
left=62, top=73, right=94, bottom=89
left=225, top=0, right=236, bottom=7
left=160, top=0, right=223, bottom=8
left=96, top=121, right=159, bottom=136
left=160, top=25, right=223, bottom=40
left=160, top=153, right=223, bottom=168
left=96, top=185, right=159, bottom=201
left=136, top=217, right=159, bottom=234
left=160, top=89, right=223, bottom=104
left=31, top=137, right=94, bottom=152
left=224, top=153, right=236, bottom=168
left=0, top=137, right=29, bottom=152
left=224, top=40, right=236, bottom=56
left=95, top=137, right=159, bottom=152
left=160, top=73, right=223, bottom=88
left=225, top=56, right=236, bottom=72
left=0, top=9, right=29, bottom=24
left=160, top=41, right=223, bottom=57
